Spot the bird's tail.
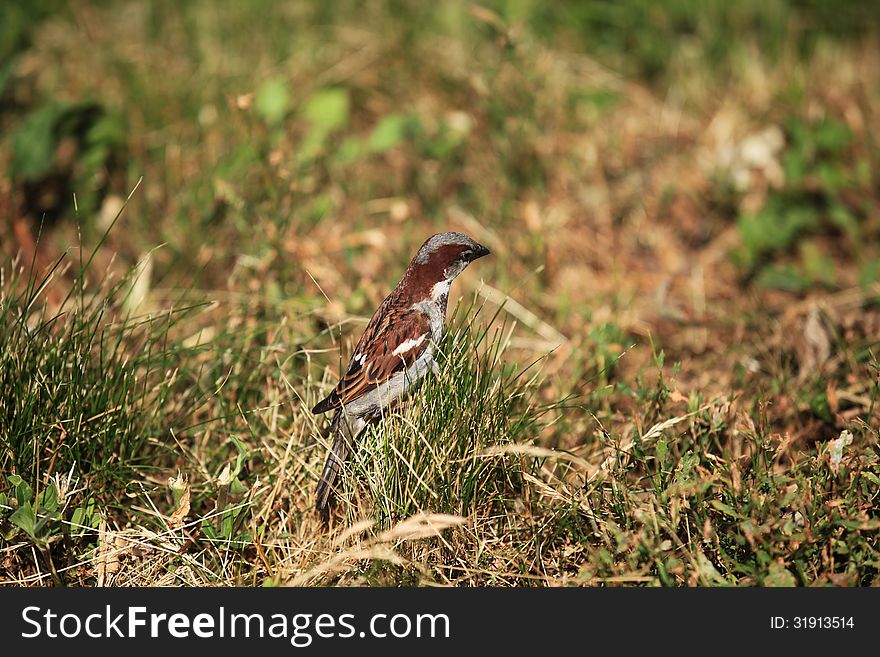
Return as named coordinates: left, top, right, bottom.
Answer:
left=315, top=411, right=365, bottom=519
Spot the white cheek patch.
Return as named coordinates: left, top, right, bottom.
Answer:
left=431, top=280, right=451, bottom=301
left=392, top=333, right=427, bottom=357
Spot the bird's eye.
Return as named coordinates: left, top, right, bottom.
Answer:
left=462, top=249, right=472, bottom=259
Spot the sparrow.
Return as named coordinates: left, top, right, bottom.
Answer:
left=312, top=231, right=490, bottom=517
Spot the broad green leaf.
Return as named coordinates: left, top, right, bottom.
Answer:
left=814, top=118, right=851, bottom=154
left=301, top=87, right=349, bottom=134
left=10, top=104, right=67, bottom=181
left=37, top=484, right=58, bottom=513
left=738, top=203, right=818, bottom=260
left=367, top=113, right=413, bottom=153
left=12, top=476, right=33, bottom=507
left=335, top=136, right=364, bottom=164
left=33, top=508, right=60, bottom=537
left=255, top=77, right=291, bottom=126
left=70, top=507, right=85, bottom=534
left=755, top=265, right=809, bottom=292
left=710, top=499, right=741, bottom=519
left=9, top=502, right=37, bottom=538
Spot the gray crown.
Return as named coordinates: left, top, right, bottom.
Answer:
left=414, top=232, right=481, bottom=264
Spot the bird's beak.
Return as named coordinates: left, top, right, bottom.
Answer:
left=472, top=243, right=491, bottom=260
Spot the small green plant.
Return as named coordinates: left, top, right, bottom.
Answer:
left=735, top=116, right=870, bottom=291
left=9, top=101, right=125, bottom=226
left=1, top=474, right=101, bottom=585
left=2, top=475, right=61, bottom=551
left=201, top=437, right=253, bottom=550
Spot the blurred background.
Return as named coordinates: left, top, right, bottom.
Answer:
left=5, top=0, right=880, bottom=419
left=4, top=1, right=879, bottom=352
left=2, top=1, right=879, bottom=585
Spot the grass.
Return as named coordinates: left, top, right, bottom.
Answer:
left=340, top=304, right=550, bottom=523
left=1, top=1, right=879, bottom=586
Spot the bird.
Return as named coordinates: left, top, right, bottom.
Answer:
left=312, top=231, right=491, bottom=518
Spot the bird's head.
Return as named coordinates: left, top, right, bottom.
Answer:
left=411, top=231, right=491, bottom=283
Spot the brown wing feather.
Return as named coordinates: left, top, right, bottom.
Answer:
left=311, top=300, right=430, bottom=414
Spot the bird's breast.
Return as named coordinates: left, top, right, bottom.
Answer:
left=414, top=299, right=447, bottom=344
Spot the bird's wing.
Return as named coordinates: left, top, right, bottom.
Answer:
left=311, top=303, right=431, bottom=414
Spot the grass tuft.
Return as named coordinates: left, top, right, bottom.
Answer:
left=337, top=302, right=553, bottom=525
